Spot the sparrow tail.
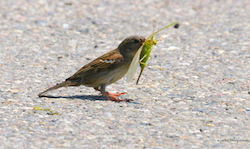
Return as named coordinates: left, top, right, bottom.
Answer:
left=38, top=81, right=72, bottom=97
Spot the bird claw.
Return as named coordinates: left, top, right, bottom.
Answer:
left=105, top=92, right=132, bottom=102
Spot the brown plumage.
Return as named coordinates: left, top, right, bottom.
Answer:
left=38, top=35, right=145, bottom=101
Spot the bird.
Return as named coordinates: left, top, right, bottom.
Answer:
left=38, top=35, right=145, bottom=101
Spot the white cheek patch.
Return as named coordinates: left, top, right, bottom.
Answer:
left=100, top=59, right=116, bottom=64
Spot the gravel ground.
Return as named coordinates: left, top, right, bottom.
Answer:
left=0, top=0, right=249, bottom=148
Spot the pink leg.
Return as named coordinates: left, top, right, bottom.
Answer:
left=105, top=92, right=132, bottom=102
left=95, top=86, right=132, bottom=102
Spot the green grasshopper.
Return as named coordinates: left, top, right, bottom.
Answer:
left=136, top=22, right=178, bottom=84
left=136, top=34, right=157, bottom=84
left=126, top=22, right=178, bottom=84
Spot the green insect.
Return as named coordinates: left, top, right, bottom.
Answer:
left=136, top=22, right=178, bottom=84
left=126, top=22, right=178, bottom=83
left=136, top=34, right=157, bottom=84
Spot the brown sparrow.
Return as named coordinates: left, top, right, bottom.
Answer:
left=38, top=35, right=145, bottom=101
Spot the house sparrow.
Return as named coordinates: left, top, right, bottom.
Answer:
left=38, top=35, right=145, bottom=101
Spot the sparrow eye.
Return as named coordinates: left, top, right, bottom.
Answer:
left=133, top=38, right=140, bottom=43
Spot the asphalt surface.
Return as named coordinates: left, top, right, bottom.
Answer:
left=0, top=0, right=249, bottom=148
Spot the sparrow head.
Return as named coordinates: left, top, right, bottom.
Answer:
left=118, top=35, right=145, bottom=59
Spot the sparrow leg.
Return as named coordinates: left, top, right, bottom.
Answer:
left=99, top=85, right=132, bottom=102
left=95, top=87, right=126, bottom=96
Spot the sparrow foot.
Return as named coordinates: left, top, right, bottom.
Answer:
left=105, top=92, right=132, bottom=102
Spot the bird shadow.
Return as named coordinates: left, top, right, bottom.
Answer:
left=39, top=94, right=140, bottom=104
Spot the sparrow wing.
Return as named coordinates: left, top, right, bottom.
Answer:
left=67, top=49, right=124, bottom=80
